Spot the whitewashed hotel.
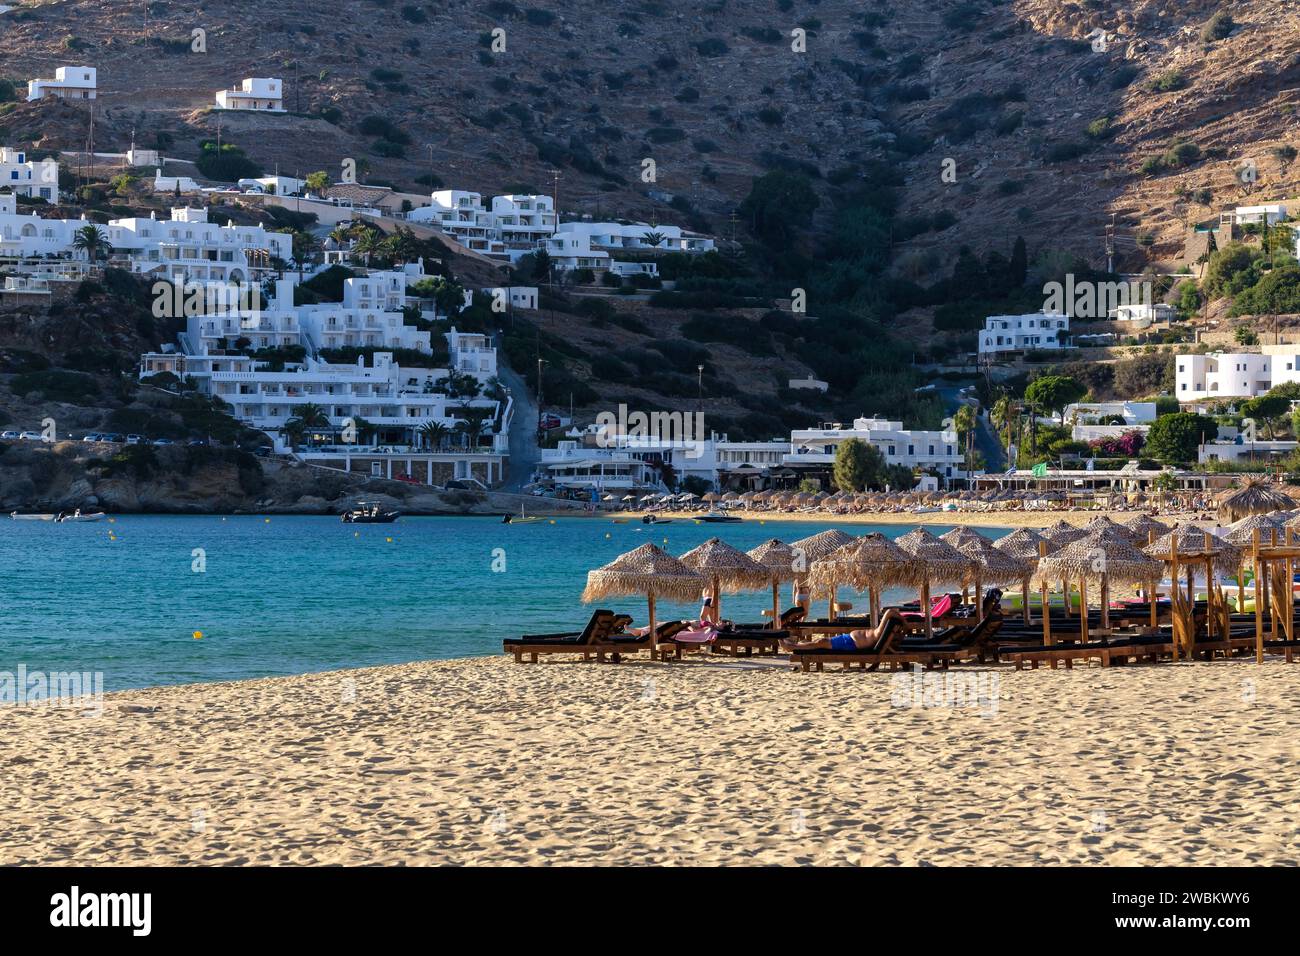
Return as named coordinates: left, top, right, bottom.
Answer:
left=0, top=147, right=59, bottom=201
left=785, top=416, right=964, bottom=484
left=0, top=192, right=86, bottom=263
left=977, top=312, right=1072, bottom=356
left=105, top=206, right=293, bottom=284
left=138, top=271, right=509, bottom=484
left=27, top=66, right=97, bottom=101
left=215, top=78, right=285, bottom=112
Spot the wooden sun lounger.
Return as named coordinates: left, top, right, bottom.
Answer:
left=710, top=629, right=790, bottom=657
left=789, top=622, right=962, bottom=673
left=503, top=610, right=661, bottom=663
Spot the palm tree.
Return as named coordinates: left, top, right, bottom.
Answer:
left=642, top=230, right=665, bottom=248
left=418, top=421, right=449, bottom=451
left=72, top=224, right=113, bottom=265
left=282, top=402, right=329, bottom=449
left=952, top=403, right=977, bottom=482
left=453, top=406, right=493, bottom=448
left=352, top=229, right=380, bottom=268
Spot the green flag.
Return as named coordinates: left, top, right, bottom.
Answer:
left=1031, top=462, right=1048, bottom=478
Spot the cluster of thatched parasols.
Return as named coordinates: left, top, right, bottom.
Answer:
left=580, top=489, right=1300, bottom=663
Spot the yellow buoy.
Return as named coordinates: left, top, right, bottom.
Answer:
left=264, top=517, right=270, bottom=523
left=354, top=531, right=360, bottom=538
left=549, top=519, right=556, bottom=524
left=605, top=532, right=611, bottom=539
left=386, top=536, right=393, bottom=543
left=193, top=630, right=203, bottom=640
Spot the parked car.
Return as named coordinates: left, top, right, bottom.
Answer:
left=446, top=478, right=488, bottom=492
left=0, top=430, right=19, bottom=441
left=18, top=430, right=45, bottom=441
left=186, top=438, right=208, bottom=447
left=253, top=445, right=273, bottom=458
left=82, top=432, right=104, bottom=443
left=125, top=434, right=144, bottom=445
left=102, top=433, right=125, bottom=443
left=152, top=438, right=175, bottom=446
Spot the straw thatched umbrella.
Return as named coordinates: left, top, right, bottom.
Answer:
left=808, top=532, right=924, bottom=625
left=994, top=528, right=1050, bottom=623
left=1036, top=530, right=1163, bottom=640
left=790, top=528, right=856, bottom=612
left=1042, top=519, right=1087, bottom=545
left=582, top=543, right=704, bottom=658
left=1217, top=479, right=1298, bottom=523
left=1221, top=513, right=1283, bottom=553
left=940, top=527, right=1030, bottom=620
left=747, top=539, right=801, bottom=629
left=894, top=529, right=977, bottom=638
left=676, top=537, right=769, bottom=620
left=1125, top=513, right=1170, bottom=543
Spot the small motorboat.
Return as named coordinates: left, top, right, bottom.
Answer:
left=10, top=512, right=56, bottom=521
left=341, top=502, right=400, bottom=523
left=641, top=514, right=673, bottom=524
left=56, top=510, right=106, bottom=522
left=503, top=505, right=542, bottom=524
left=696, top=511, right=741, bottom=523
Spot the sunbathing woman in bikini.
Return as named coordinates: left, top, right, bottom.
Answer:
left=779, top=607, right=906, bottom=653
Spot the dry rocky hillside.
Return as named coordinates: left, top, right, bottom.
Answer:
left=1, top=0, right=1295, bottom=263
left=1, top=0, right=1298, bottom=462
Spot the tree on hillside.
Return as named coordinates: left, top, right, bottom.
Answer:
left=305, top=170, right=331, bottom=193
left=1024, top=375, right=1086, bottom=422
left=1239, top=393, right=1291, bottom=439
left=738, top=170, right=820, bottom=246
left=1145, top=412, right=1218, bottom=463
left=832, top=437, right=881, bottom=492
left=1229, top=265, right=1300, bottom=317
left=1204, top=242, right=1261, bottom=297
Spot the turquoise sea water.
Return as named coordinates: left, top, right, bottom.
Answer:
left=0, top=515, right=1003, bottom=690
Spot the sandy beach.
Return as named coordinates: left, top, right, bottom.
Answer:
left=3, top=654, right=1298, bottom=866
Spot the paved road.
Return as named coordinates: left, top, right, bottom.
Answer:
left=937, top=384, right=1006, bottom=474
left=496, top=347, right=540, bottom=493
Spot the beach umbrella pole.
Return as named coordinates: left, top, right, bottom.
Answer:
left=1254, top=529, right=1264, bottom=664
left=648, top=591, right=658, bottom=662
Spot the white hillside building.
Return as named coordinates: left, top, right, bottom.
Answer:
left=0, top=194, right=84, bottom=263
left=559, top=221, right=715, bottom=253
left=27, top=67, right=97, bottom=101
left=215, top=78, right=285, bottom=112
left=105, top=206, right=293, bottom=284
left=785, top=416, right=964, bottom=484
left=977, top=312, right=1072, bottom=356
left=0, top=147, right=59, bottom=201
left=490, top=194, right=556, bottom=245
left=137, top=273, right=509, bottom=482
left=406, top=190, right=499, bottom=254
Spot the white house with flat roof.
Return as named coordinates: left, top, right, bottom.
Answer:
left=105, top=206, right=293, bottom=284
left=977, top=312, right=1071, bottom=356
left=1176, top=352, right=1275, bottom=400
left=27, top=66, right=97, bottom=101
left=785, top=416, right=963, bottom=483
left=0, top=196, right=84, bottom=262
left=490, top=195, right=556, bottom=245
left=1233, top=204, right=1288, bottom=226
left=0, top=148, right=59, bottom=201
left=558, top=220, right=715, bottom=253
left=215, top=78, right=284, bottom=112
left=1109, top=303, right=1176, bottom=327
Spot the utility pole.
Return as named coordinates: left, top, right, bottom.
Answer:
left=1105, top=213, right=1116, bottom=274
left=697, top=364, right=704, bottom=412
left=425, top=143, right=436, bottom=190
left=549, top=168, right=562, bottom=226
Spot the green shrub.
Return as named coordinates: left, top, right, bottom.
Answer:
left=1146, top=70, right=1187, bottom=93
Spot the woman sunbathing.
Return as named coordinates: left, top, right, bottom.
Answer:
left=780, top=607, right=905, bottom=653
